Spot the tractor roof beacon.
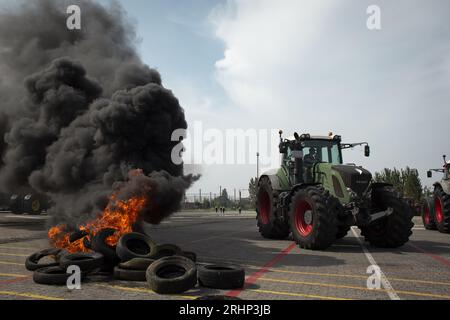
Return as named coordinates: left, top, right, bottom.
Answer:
left=255, top=130, right=414, bottom=250
left=424, top=155, right=450, bottom=233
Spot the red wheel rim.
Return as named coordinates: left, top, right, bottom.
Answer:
left=435, top=197, right=443, bottom=224
left=423, top=205, right=430, bottom=225
left=259, top=191, right=270, bottom=225
left=295, top=200, right=313, bottom=236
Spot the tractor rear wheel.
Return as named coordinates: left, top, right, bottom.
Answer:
left=336, top=226, right=350, bottom=239
left=434, top=186, right=450, bottom=233
left=256, top=176, right=289, bottom=239
left=288, top=186, right=337, bottom=250
left=421, top=197, right=436, bottom=230
left=361, top=188, right=413, bottom=248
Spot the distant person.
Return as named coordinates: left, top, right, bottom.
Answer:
left=215, top=206, right=218, bottom=213
left=238, top=206, right=242, bottom=215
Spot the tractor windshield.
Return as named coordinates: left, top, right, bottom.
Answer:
left=302, top=140, right=342, bottom=165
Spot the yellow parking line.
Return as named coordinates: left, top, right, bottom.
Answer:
left=259, top=277, right=450, bottom=300
left=0, top=252, right=28, bottom=257
left=99, top=284, right=197, bottom=300
left=0, top=260, right=24, bottom=266
left=0, top=245, right=38, bottom=251
left=0, top=290, right=63, bottom=300
left=0, top=272, right=28, bottom=278
left=261, top=268, right=450, bottom=287
left=248, top=289, right=351, bottom=300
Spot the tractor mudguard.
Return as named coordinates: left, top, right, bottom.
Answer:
left=434, top=181, right=450, bottom=195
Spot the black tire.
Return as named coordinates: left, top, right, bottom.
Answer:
left=198, top=264, right=245, bottom=289
left=434, top=186, right=450, bottom=233
left=116, top=232, right=157, bottom=262
left=150, top=244, right=182, bottom=260
left=196, top=295, right=242, bottom=301
left=421, top=197, right=437, bottom=230
left=25, top=248, right=62, bottom=271
left=10, top=194, right=23, bottom=215
left=288, top=186, right=337, bottom=250
left=361, top=188, right=414, bottom=248
left=91, top=228, right=120, bottom=264
left=256, top=176, right=289, bottom=239
left=180, top=251, right=197, bottom=262
left=69, top=230, right=89, bottom=243
left=336, top=226, right=350, bottom=239
left=119, top=258, right=155, bottom=271
left=33, top=266, right=85, bottom=286
left=22, top=194, right=42, bottom=215
left=114, top=266, right=147, bottom=281
left=146, top=256, right=197, bottom=294
left=59, top=252, right=104, bottom=273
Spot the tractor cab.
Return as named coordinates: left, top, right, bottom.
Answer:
left=278, top=131, right=370, bottom=185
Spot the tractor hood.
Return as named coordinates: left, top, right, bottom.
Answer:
left=332, top=165, right=372, bottom=196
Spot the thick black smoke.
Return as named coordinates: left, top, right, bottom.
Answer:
left=0, top=0, right=197, bottom=226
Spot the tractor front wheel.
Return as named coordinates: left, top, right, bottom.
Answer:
left=288, top=186, right=337, bottom=250
left=256, top=177, right=289, bottom=239
left=361, top=188, right=413, bottom=248
left=434, top=186, right=450, bottom=233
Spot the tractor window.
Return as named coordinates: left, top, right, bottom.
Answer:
left=303, top=141, right=342, bottom=165
left=447, top=165, right=450, bottom=179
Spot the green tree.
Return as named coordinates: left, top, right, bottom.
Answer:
left=249, top=177, right=258, bottom=207
left=374, top=167, right=423, bottom=202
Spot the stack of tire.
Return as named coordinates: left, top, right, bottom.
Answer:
left=10, top=194, right=45, bottom=215
left=25, top=229, right=246, bottom=298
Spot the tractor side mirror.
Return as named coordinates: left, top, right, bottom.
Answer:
left=427, top=171, right=432, bottom=178
left=364, top=145, right=370, bottom=157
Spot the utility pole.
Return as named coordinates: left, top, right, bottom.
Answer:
left=234, top=189, right=236, bottom=204
left=199, top=189, right=202, bottom=203
left=256, top=152, right=260, bottom=179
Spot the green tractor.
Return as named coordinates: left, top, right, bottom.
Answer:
left=256, top=131, right=414, bottom=250
left=423, top=155, right=450, bottom=233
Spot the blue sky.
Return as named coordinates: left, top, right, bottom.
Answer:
left=114, top=0, right=229, bottom=108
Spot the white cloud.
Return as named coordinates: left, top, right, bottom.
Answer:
left=207, top=0, right=450, bottom=189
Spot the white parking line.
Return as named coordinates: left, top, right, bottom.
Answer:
left=351, top=227, right=400, bottom=300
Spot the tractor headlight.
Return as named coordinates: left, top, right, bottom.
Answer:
left=347, top=187, right=358, bottom=199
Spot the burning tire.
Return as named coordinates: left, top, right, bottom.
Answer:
left=198, top=264, right=245, bottom=290
left=434, top=186, right=450, bottom=233
left=361, top=188, right=413, bottom=248
left=256, top=176, right=289, bottom=239
left=288, top=186, right=337, bottom=250
left=33, top=266, right=85, bottom=286
left=114, top=266, right=146, bottom=281
left=25, top=248, right=62, bottom=271
left=151, top=244, right=182, bottom=260
left=92, top=228, right=120, bottom=265
left=59, top=252, right=104, bottom=273
left=421, top=197, right=437, bottom=230
left=116, top=232, right=157, bottom=262
left=146, top=256, right=197, bottom=294
left=119, top=258, right=155, bottom=271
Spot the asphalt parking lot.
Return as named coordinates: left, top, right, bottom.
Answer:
left=0, top=210, right=449, bottom=300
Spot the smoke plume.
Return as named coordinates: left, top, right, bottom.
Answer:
left=0, top=0, right=197, bottom=226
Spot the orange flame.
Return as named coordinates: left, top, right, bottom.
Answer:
left=48, top=194, right=147, bottom=253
